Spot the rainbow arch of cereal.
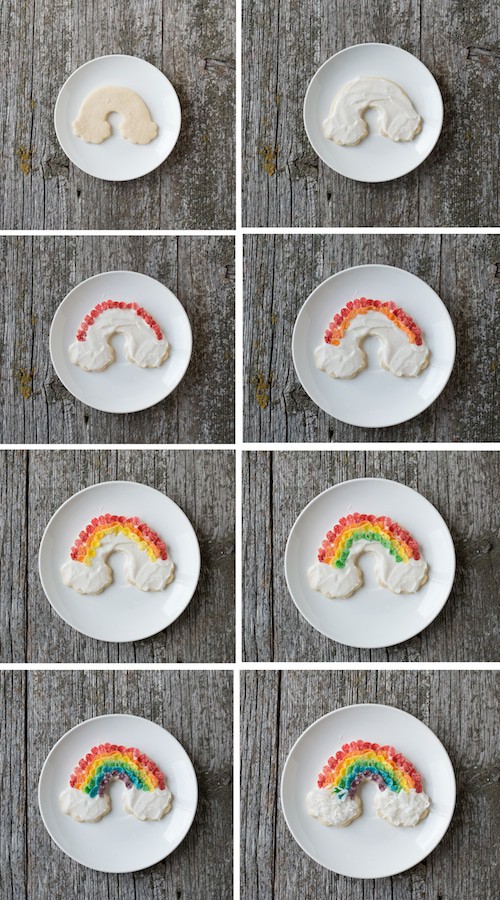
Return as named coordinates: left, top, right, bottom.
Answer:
left=69, top=743, right=166, bottom=798
left=70, top=514, right=168, bottom=566
left=317, top=513, right=421, bottom=569
left=75, top=300, right=163, bottom=343
left=324, top=298, right=423, bottom=348
left=318, top=739, right=423, bottom=799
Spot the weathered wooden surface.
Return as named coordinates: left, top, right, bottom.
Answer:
left=243, top=0, right=499, bottom=227
left=0, top=0, right=235, bottom=230
left=242, top=450, right=499, bottom=662
left=0, top=449, right=235, bottom=663
left=0, top=236, right=235, bottom=444
left=244, top=234, right=499, bottom=442
left=0, top=669, right=232, bottom=900
left=241, top=669, right=499, bottom=899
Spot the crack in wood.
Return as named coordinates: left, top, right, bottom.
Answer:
left=466, top=45, right=500, bottom=63
left=202, top=57, right=235, bottom=74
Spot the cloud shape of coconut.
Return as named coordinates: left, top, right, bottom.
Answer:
left=69, top=301, right=170, bottom=372
left=323, top=76, right=422, bottom=146
left=314, top=298, right=429, bottom=378
left=60, top=514, right=175, bottom=595
left=59, top=743, right=172, bottom=822
left=308, top=513, right=428, bottom=599
left=306, top=739, right=430, bottom=828
left=72, top=86, right=158, bottom=145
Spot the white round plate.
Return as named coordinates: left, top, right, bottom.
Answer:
left=281, top=703, right=456, bottom=878
left=39, top=481, right=201, bottom=642
left=292, top=264, right=455, bottom=428
left=284, top=477, right=455, bottom=649
left=54, top=54, right=181, bottom=181
left=50, top=270, right=192, bottom=414
left=39, top=714, right=198, bottom=873
left=304, top=43, right=443, bottom=182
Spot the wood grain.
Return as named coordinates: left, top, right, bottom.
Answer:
left=242, top=450, right=499, bottom=662
left=0, top=0, right=235, bottom=230
left=0, top=669, right=233, bottom=900
left=242, top=0, right=500, bottom=227
left=243, top=234, right=499, bottom=443
left=241, top=669, right=499, bottom=900
left=0, top=235, right=235, bottom=445
left=0, top=449, right=235, bottom=663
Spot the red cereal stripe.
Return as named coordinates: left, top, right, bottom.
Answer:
left=76, top=301, right=163, bottom=342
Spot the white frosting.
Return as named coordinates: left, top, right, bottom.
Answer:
left=315, top=309, right=429, bottom=379
left=374, top=787, right=430, bottom=826
left=59, top=786, right=110, bottom=822
left=308, top=541, right=428, bottom=599
left=306, top=787, right=361, bottom=826
left=61, top=532, right=175, bottom=595
left=306, top=786, right=430, bottom=828
left=69, top=307, right=170, bottom=372
left=123, top=785, right=173, bottom=821
left=323, top=76, right=422, bottom=146
left=72, top=86, right=159, bottom=145
left=59, top=785, right=173, bottom=822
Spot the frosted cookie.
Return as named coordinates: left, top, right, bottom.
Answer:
left=69, top=300, right=170, bottom=372
left=323, top=77, right=422, bottom=146
left=72, top=86, right=158, bottom=145
left=308, top=513, right=428, bottom=599
left=60, top=514, right=175, bottom=595
left=59, top=743, right=173, bottom=822
left=306, top=740, right=430, bottom=827
left=314, top=298, right=429, bottom=379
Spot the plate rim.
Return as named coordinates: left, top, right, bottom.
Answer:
left=303, top=41, right=444, bottom=182
left=54, top=53, right=182, bottom=182
left=280, top=702, right=457, bottom=878
left=49, top=268, right=193, bottom=414
left=38, top=712, right=199, bottom=873
left=284, top=475, right=456, bottom=648
left=291, top=262, right=456, bottom=428
left=38, top=479, right=201, bottom=642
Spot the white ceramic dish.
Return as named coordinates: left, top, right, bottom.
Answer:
left=292, top=263, right=455, bottom=428
left=39, top=714, right=198, bottom=873
left=50, top=270, right=192, bottom=414
left=54, top=54, right=181, bottom=181
left=39, top=480, right=200, bottom=642
left=284, top=477, right=455, bottom=649
left=304, top=42, right=443, bottom=182
left=281, top=703, right=455, bottom=878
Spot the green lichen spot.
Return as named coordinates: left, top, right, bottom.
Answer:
left=18, top=367, right=34, bottom=399
left=16, top=146, right=33, bottom=175
left=257, top=143, right=279, bottom=177
left=249, top=371, right=273, bottom=410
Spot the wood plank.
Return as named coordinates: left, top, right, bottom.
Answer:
left=242, top=450, right=499, bottom=662
left=0, top=449, right=235, bottom=663
left=0, top=0, right=235, bottom=229
left=0, top=235, right=235, bottom=445
left=241, top=669, right=499, bottom=899
left=0, top=670, right=232, bottom=899
left=0, top=671, right=27, bottom=900
left=242, top=0, right=499, bottom=226
left=243, top=233, right=499, bottom=442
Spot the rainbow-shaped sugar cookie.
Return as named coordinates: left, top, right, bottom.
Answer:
left=314, top=298, right=429, bottom=378
left=306, top=739, right=430, bottom=827
left=69, top=300, right=170, bottom=372
left=308, top=513, right=428, bottom=598
left=61, top=514, right=175, bottom=595
left=59, top=743, right=173, bottom=822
